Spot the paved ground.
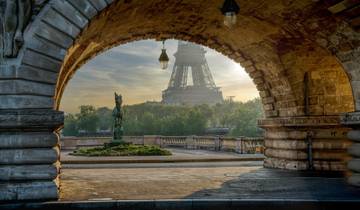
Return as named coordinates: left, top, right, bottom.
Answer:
left=61, top=148, right=264, bottom=164
left=59, top=161, right=360, bottom=201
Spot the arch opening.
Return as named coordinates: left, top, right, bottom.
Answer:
left=23, top=0, right=356, bottom=173
left=57, top=38, right=270, bottom=201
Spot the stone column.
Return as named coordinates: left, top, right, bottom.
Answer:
left=341, top=112, right=360, bottom=186
left=0, top=109, right=63, bottom=201
left=258, top=116, right=351, bottom=171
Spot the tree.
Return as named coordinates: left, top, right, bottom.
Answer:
left=63, top=98, right=264, bottom=137
left=161, top=114, right=187, bottom=136
left=185, top=109, right=207, bottom=135
left=229, top=98, right=264, bottom=137
left=140, top=112, right=157, bottom=135
left=62, top=114, right=78, bottom=136
left=97, top=107, right=112, bottom=131
left=76, top=105, right=99, bottom=132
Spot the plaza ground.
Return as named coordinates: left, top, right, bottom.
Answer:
left=60, top=149, right=266, bottom=200
left=60, top=153, right=360, bottom=201
left=60, top=162, right=261, bottom=201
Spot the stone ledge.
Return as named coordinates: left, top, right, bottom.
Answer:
left=0, top=65, right=59, bottom=84
left=258, top=116, right=341, bottom=128
left=0, top=148, right=59, bottom=165
left=0, top=95, right=54, bottom=110
left=0, top=181, right=58, bottom=201
left=348, top=130, right=360, bottom=142
left=266, top=147, right=348, bottom=160
left=265, top=148, right=308, bottom=160
left=1, top=199, right=360, bottom=210
left=0, top=109, right=63, bottom=131
left=265, top=129, right=349, bottom=139
left=341, top=112, right=360, bottom=127
left=265, top=139, right=351, bottom=150
left=348, top=173, right=360, bottom=187
left=348, top=143, right=360, bottom=158
left=0, top=165, right=59, bottom=181
left=0, top=80, right=55, bottom=96
left=348, top=158, right=360, bottom=173
left=0, top=132, right=59, bottom=149
left=264, top=157, right=308, bottom=170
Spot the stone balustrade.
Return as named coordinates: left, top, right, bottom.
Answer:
left=60, top=135, right=264, bottom=154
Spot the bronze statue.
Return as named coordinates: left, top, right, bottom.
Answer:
left=1, top=0, right=32, bottom=58
left=112, top=92, right=124, bottom=141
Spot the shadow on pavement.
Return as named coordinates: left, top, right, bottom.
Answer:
left=185, top=168, right=360, bottom=200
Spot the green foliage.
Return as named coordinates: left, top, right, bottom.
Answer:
left=229, top=99, right=264, bottom=137
left=97, top=107, right=112, bottom=131
left=62, top=98, right=264, bottom=137
left=76, top=105, right=99, bottom=132
left=63, top=114, right=78, bottom=136
left=71, top=144, right=172, bottom=156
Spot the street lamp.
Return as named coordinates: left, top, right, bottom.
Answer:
left=221, top=0, right=240, bottom=28
left=158, top=40, right=170, bottom=70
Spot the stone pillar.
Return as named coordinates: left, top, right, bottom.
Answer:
left=341, top=112, right=360, bottom=186
left=0, top=109, right=63, bottom=201
left=143, top=135, right=159, bottom=145
left=186, top=136, right=196, bottom=149
left=258, top=116, right=351, bottom=171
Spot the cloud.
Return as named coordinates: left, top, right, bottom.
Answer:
left=60, top=39, right=258, bottom=113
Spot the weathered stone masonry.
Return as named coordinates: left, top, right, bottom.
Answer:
left=0, top=0, right=359, bottom=201
left=0, top=0, right=115, bottom=201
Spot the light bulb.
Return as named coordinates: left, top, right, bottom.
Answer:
left=224, top=12, right=237, bottom=28
left=160, top=60, right=169, bottom=70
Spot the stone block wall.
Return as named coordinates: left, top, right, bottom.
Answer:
left=0, top=110, right=63, bottom=201
left=259, top=116, right=351, bottom=171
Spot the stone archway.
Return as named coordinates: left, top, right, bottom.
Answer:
left=0, top=0, right=359, bottom=201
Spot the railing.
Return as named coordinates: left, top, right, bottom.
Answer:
left=236, top=137, right=264, bottom=154
left=158, top=136, right=264, bottom=154
left=61, top=135, right=264, bottom=154
left=159, top=136, right=187, bottom=147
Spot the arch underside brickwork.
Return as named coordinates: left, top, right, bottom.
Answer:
left=0, top=0, right=359, bottom=201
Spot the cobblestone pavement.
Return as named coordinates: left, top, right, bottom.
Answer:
left=60, top=163, right=360, bottom=201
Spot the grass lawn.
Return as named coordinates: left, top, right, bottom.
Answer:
left=70, top=144, right=172, bottom=157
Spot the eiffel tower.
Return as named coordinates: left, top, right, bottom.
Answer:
left=162, top=41, right=224, bottom=105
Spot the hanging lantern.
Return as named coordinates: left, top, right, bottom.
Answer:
left=221, top=0, right=240, bottom=28
left=158, top=40, right=170, bottom=70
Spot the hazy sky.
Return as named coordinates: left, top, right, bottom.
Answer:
left=60, top=39, right=259, bottom=113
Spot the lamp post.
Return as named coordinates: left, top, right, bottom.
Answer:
left=159, top=40, right=170, bottom=70
left=221, top=0, right=240, bottom=28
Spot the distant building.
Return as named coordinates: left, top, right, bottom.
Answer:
left=162, top=41, right=224, bottom=105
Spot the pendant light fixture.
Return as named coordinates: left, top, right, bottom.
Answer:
left=221, top=0, right=240, bottom=28
left=158, top=40, right=170, bottom=70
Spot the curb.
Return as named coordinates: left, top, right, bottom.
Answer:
left=2, top=199, right=360, bottom=210
left=61, top=157, right=264, bottom=164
